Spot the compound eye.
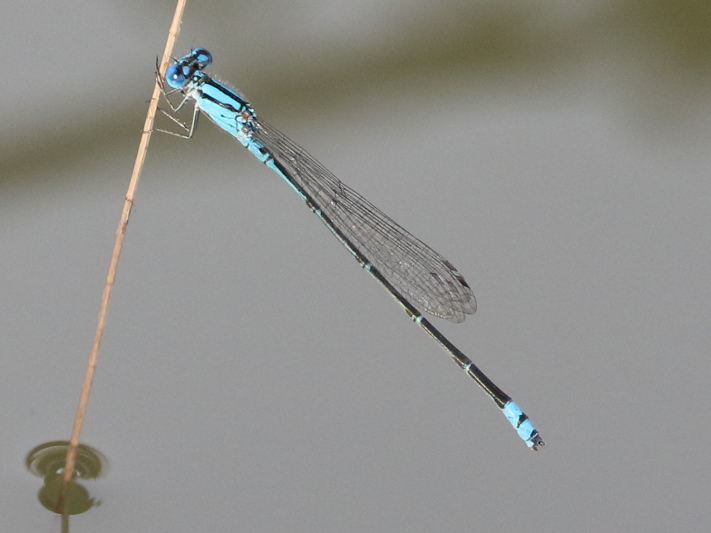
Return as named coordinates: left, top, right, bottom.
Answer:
left=165, top=64, right=192, bottom=88
left=191, top=48, right=213, bottom=69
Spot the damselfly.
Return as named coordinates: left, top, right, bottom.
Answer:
left=159, top=48, right=543, bottom=450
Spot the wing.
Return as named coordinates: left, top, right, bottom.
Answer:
left=252, top=119, right=476, bottom=323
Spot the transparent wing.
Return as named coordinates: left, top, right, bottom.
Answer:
left=252, top=119, right=476, bottom=323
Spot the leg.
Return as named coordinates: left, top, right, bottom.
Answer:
left=155, top=104, right=200, bottom=139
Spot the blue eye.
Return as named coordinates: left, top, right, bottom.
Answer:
left=165, top=64, right=190, bottom=88
left=191, top=48, right=213, bottom=69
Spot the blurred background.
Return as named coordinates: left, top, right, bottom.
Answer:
left=2, top=0, right=710, bottom=531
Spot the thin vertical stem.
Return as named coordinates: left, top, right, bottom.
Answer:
left=57, top=0, right=189, bottom=509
